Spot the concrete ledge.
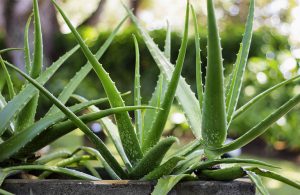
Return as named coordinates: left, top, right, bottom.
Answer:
left=3, top=178, right=255, bottom=195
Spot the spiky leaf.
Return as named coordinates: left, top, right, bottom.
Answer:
left=52, top=0, right=142, bottom=164
left=226, top=0, right=254, bottom=126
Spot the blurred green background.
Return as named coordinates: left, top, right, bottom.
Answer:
left=0, top=0, right=299, bottom=193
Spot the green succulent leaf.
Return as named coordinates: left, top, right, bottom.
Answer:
left=24, top=14, right=33, bottom=74
left=129, top=137, right=178, bottom=179
left=17, top=0, right=44, bottom=131
left=191, top=5, right=203, bottom=110
left=172, top=150, right=203, bottom=174
left=79, top=161, right=101, bottom=179
left=52, top=0, right=142, bottom=164
left=77, top=147, right=120, bottom=179
left=0, top=92, right=141, bottom=162
left=151, top=174, right=194, bottom=195
left=46, top=15, right=128, bottom=116
left=35, top=150, right=72, bottom=164
left=44, top=106, right=156, bottom=143
left=0, top=188, right=14, bottom=195
left=142, top=22, right=170, bottom=143
left=202, top=0, right=227, bottom=149
left=0, top=45, right=79, bottom=136
left=246, top=167, right=300, bottom=190
left=0, top=56, right=15, bottom=100
left=233, top=74, right=300, bottom=120
left=142, top=156, right=185, bottom=180
left=247, top=171, right=270, bottom=195
left=226, top=0, right=254, bottom=126
left=142, top=1, right=190, bottom=151
left=164, top=21, right=171, bottom=60
left=15, top=94, right=131, bottom=158
left=0, top=165, right=99, bottom=185
left=4, top=62, right=126, bottom=178
left=199, top=166, right=245, bottom=181
left=167, top=140, right=203, bottom=159
left=132, top=34, right=143, bottom=144
left=0, top=48, right=23, bottom=54
left=213, top=93, right=300, bottom=155
left=0, top=93, right=14, bottom=139
left=71, top=95, right=132, bottom=170
left=124, top=3, right=202, bottom=140
left=38, top=155, right=93, bottom=179
left=187, top=158, right=278, bottom=173
left=142, top=74, right=167, bottom=145
left=31, top=0, right=43, bottom=78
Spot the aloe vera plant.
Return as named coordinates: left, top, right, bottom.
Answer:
left=0, top=0, right=193, bottom=191
left=0, top=0, right=156, bottom=190
left=1, top=0, right=300, bottom=194
left=125, top=0, right=300, bottom=194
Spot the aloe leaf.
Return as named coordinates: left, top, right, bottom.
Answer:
left=167, top=140, right=202, bottom=159
left=0, top=48, right=23, bottom=54
left=246, top=171, right=270, bottom=195
left=15, top=94, right=39, bottom=132
left=35, top=150, right=72, bottom=164
left=45, top=106, right=156, bottom=138
left=142, top=23, right=170, bottom=142
left=142, top=74, right=167, bottom=144
left=31, top=0, right=43, bottom=78
left=52, top=0, right=142, bottom=164
left=1, top=99, right=139, bottom=161
left=0, top=45, right=79, bottom=135
left=16, top=0, right=57, bottom=131
left=246, top=167, right=300, bottom=190
left=0, top=93, right=15, bottom=139
left=71, top=94, right=132, bottom=170
left=124, top=3, right=202, bottom=140
left=164, top=21, right=171, bottom=60
left=142, top=156, right=184, bottom=180
left=24, top=14, right=33, bottom=74
left=142, top=2, right=190, bottom=151
left=38, top=155, right=93, bottom=179
left=79, top=161, right=101, bottom=178
left=46, top=15, right=128, bottom=116
left=199, top=166, right=245, bottom=181
left=16, top=0, right=43, bottom=132
left=0, top=189, right=13, bottom=195
left=226, top=0, right=254, bottom=126
left=213, top=93, right=300, bottom=155
left=0, top=56, right=15, bottom=100
left=1, top=165, right=99, bottom=183
left=173, top=150, right=203, bottom=174
left=78, top=147, right=120, bottom=179
left=4, top=62, right=126, bottom=178
left=151, top=174, right=193, bottom=195
left=202, top=0, right=227, bottom=149
left=191, top=5, right=203, bottom=110
left=129, top=137, right=178, bottom=179
left=233, top=74, right=300, bottom=120
left=14, top=98, right=137, bottom=159
left=132, top=34, right=143, bottom=144
left=188, top=158, right=278, bottom=173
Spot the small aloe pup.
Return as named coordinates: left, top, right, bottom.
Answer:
left=127, top=0, right=300, bottom=194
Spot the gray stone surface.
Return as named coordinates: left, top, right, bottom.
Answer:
left=2, top=178, right=255, bottom=195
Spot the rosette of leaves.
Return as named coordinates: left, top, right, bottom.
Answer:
left=0, top=0, right=197, bottom=194
left=125, top=0, right=300, bottom=194
left=0, top=0, right=157, bottom=193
